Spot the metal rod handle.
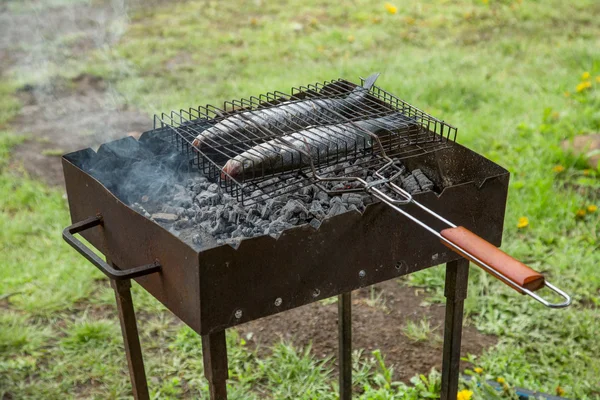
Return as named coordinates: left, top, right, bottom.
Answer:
left=63, top=216, right=162, bottom=280
left=369, top=191, right=571, bottom=308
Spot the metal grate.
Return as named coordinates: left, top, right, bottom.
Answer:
left=154, top=76, right=457, bottom=204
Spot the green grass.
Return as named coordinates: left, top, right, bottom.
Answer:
left=2, top=0, right=600, bottom=398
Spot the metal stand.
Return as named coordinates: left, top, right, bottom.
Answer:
left=202, top=331, right=229, bottom=400
left=111, top=276, right=150, bottom=400
left=108, top=261, right=468, bottom=400
left=338, top=292, right=352, bottom=400
left=440, top=259, right=469, bottom=400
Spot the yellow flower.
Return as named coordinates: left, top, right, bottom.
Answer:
left=517, top=217, right=529, bottom=229
left=347, top=35, right=355, bottom=43
left=497, top=377, right=506, bottom=384
left=482, top=0, right=489, bottom=4
left=552, top=165, right=565, bottom=173
left=384, top=3, right=398, bottom=14
left=457, top=389, right=473, bottom=400
left=588, top=205, right=598, bottom=213
left=582, top=72, right=591, bottom=80
left=576, top=81, right=592, bottom=92
left=596, top=76, right=600, bottom=83
left=564, top=91, right=570, bottom=97
left=556, top=385, right=566, bottom=396
left=474, top=367, right=484, bottom=374
left=576, top=209, right=587, bottom=218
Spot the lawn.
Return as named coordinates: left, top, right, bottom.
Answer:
left=1, top=0, right=599, bottom=399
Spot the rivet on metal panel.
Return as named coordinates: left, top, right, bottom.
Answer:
left=312, top=289, right=321, bottom=298
left=234, top=309, right=243, bottom=319
left=396, top=261, right=408, bottom=274
left=359, top=270, right=366, bottom=278
left=274, top=297, right=283, bottom=307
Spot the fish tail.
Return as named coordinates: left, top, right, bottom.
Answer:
left=361, top=72, right=380, bottom=90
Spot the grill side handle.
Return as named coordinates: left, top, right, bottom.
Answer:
left=63, top=216, right=162, bottom=280
left=440, top=226, right=571, bottom=308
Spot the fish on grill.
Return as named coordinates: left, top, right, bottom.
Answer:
left=222, top=113, right=417, bottom=179
left=191, top=73, right=381, bottom=149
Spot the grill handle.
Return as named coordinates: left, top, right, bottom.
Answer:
left=63, top=216, right=162, bottom=280
left=440, top=226, right=571, bottom=308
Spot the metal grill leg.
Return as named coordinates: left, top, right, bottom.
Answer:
left=440, top=259, right=469, bottom=400
left=111, top=277, right=150, bottom=400
left=202, top=330, right=229, bottom=400
left=338, top=292, right=352, bottom=400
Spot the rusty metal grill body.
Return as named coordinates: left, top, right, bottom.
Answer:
left=62, top=77, right=511, bottom=400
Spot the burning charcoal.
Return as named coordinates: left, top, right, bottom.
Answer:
left=210, top=218, right=228, bottom=235
left=279, top=200, right=309, bottom=222
left=309, top=200, right=326, bottom=219
left=152, top=213, right=179, bottom=223
left=309, top=218, right=322, bottom=230
left=267, top=220, right=293, bottom=236
left=327, top=201, right=347, bottom=217
left=228, top=205, right=246, bottom=224
left=230, top=227, right=245, bottom=238
left=175, top=218, right=192, bottom=229
left=288, top=217, right=300, bottom=225
left=192, top=179, right=210, bottom=194
left=192, top=233, right=202, bottom=246
left=412, top=169, right=434, bottom=191
left=299, top=185, right=314, bottom=197
left=195, top=191, right=221, bottom=206
left=257, top=177, right=281, bottom=189
left=315, top=190, right=329, bottom=205
left=401, top=174, right=420, bottom=194
left=344, top=165, right=364, bottom=177
left=341, top=193, right=363, bottom=208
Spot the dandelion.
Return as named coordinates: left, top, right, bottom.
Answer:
left=588, top=205, right=598, bottom=213
left=347, top=35, right=355, bottom=43
left=576, top=81, right=592, bottom=92
left=517, top=217, right=529, bottom=229
left=576, top=209, right=587, bottom=218
left=384, top=3, right=398, bottom=14
left=556, top=385, right=566, bottom=396
left=457, top=389, right=473, bottom=400
left=497, top=377, right=506, bottom=384
left=582, top=72, right=591, bottom=80
left=482, top=0, right=489, bottom=4
left=474, top=367, right=484, bottom=374
left=596, top=76, right=600, bottom=83
left=552, top=165, right=565, bottom=173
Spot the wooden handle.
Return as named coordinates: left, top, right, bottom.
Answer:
left=440, top=226, right=544, bottom=293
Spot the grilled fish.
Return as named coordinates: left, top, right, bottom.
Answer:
left=222, top=113, right=417, bottom=179
left=191, top=73, right=381, bottom=149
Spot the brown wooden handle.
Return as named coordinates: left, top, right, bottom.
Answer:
left=440, top=226, right=545, bottom=293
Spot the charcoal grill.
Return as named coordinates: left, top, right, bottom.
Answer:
left=62, top=75, right=570, bottom=400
